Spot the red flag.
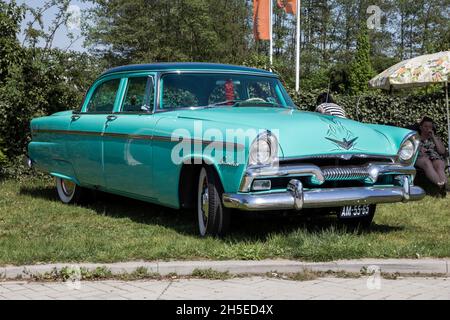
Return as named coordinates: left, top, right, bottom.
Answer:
left=253, top=0, right=270, bottom=40
left=277, top=0, right=297, bottom=15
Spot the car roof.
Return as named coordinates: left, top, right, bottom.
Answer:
left=102, top=62, right=276, bottom=77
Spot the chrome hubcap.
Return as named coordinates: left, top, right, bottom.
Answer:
left=201, top=182, right=209, bottom=223
left=61, top=180, right=75, bottom=197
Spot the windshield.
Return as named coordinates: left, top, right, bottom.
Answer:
left=159, top=73, right=295, bottom=109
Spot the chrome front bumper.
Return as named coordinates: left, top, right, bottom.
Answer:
left=223, top=177, right=425, bottom=211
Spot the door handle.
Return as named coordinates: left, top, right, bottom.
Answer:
left=106, top=115, right=117, bottom=122
left=71, top=115, right=80, bottom=121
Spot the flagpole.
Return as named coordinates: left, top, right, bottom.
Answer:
left=269, top=0, right=273, bottom=66
left=445, top=81, right=449, bottom=155
left=295, top=0, right=301, bottom=92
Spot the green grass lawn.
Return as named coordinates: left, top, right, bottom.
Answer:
left=0, top=177, right=449, bottom=265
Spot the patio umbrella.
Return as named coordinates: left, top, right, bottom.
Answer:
left=368, top=51, right=450, bottom=149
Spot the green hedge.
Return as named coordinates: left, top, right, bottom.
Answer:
left=287, top=88, right=449, bottom=146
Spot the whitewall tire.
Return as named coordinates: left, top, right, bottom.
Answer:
left=56, top=177, right=85, bottom=204
left=197, top=166, right=230, bottom=237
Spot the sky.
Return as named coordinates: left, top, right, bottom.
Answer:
left=16, top=0, right=92, bottom=52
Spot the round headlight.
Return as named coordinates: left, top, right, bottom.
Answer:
left=249, top=139, right=271, bottom=165
left=399, top=139, right=415, bottom=161
left=249, top=133, right=278, bottom=166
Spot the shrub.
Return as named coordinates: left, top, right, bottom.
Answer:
left=0, top=48, right=100, bottom=157
left=288, top=88, right=448, bottom=146
left=0, top=148, right=6, bottom=166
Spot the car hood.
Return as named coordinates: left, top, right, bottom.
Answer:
left=172, top=107, right=412, bottom=159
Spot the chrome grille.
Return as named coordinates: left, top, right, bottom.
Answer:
left=322, top=167, right=370, bottom=181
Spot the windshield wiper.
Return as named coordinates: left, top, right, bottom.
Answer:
left=234, top=101, right=286, bottom=108
left=206, top=99, right=290, bottom=109
left=206, top=100, right=242, bottom=107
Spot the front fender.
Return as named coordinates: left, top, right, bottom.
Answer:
left=179, top=154, right=247, bottom=194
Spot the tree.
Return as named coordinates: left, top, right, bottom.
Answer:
left=0, top=1, right=101, bottom=160
left=0, top=0, right=25, bottom=83
left=84, top=0, right=252, bottom=66
left=0, top=0, right=26, bottom=165
left=348, top=23, right=374, bottom=94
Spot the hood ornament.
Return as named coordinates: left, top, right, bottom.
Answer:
left=325, top=137, right=359, bottom=150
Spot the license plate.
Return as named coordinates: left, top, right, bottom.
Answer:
left=339, top=205, right=371, bottom=218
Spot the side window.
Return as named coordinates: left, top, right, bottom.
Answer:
left=163, top=87, right=199, bottom=109
left=122, top=77, right=153, bottom=112
left=161, top=75, right=200, bottom=109
left=86, top=79, right=120, bottom=113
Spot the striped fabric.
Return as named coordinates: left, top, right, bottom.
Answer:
left=315, top=103, right=346, bottom=118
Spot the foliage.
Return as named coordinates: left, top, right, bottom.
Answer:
left=0, top=0, right=102, bottom=172
left=287, top=88, right=448, bottom=144
left=0, top=48, right=100, bottom=158
left=257, top=0, right=448, bottom=93
left=242, top=53, right=295, bottom=88
left=348, top=23, right=375, bottom=94
left=0, top=145, right=6, bottom=166
left=191, top=268, right=232, bottom=280
left=85, top=0, right=252, bottom=66
left=22, top=0, right=76, bottom=51
left=0, top=0, right=25, bottom=83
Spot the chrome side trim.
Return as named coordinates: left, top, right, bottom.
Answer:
left=224, top=178, right=425, bottom=212
left=33, top=129, right=244, bottom=150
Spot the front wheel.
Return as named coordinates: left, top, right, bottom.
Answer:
left=197, top=166, right=230, bottom=237
left=56, top=177, right=86, bottom=204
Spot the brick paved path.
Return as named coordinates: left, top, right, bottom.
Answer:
left=0, top=277, right=448, bottom=300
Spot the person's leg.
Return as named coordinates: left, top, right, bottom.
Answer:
left=432, top=159, right=447, bottom=185
left=416, top=157, right=441, bottom=185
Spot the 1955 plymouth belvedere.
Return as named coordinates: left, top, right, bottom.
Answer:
left=28, top=63, right=425, bottom=236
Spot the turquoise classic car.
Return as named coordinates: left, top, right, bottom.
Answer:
left=28, top=63, right=425, bottom=236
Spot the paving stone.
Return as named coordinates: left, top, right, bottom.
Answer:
left=0, top=277, right=449, bottom=300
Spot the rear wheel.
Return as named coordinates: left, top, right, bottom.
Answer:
left=56, top=177, right=86, bottom=204
left=197, top=166, right=230, bottom=237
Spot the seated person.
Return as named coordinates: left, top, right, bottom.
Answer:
left=315, top=92, right=346, bottom=118
left=415, top=116, right=448, bottom=194
left=123, top=95, right=142, bottom=112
